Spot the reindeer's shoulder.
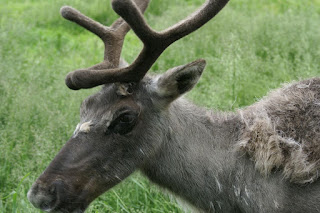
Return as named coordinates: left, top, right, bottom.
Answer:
left=237, top=77, right=320, bottom=184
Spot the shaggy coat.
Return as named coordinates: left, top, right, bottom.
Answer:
left=238, top=78, right=320, bottom=184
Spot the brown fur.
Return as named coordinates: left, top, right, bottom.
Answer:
left=238, top=78, right=320, bottom=184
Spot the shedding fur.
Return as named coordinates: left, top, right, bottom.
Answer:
left=237, top=78, right=320, bottom=184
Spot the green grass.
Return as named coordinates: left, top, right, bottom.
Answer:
left=0, top=0, right=319, bottom=212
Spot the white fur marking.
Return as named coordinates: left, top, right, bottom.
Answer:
left=217, top=201, right=222, bottom=209
left=79, top=121, right=92, bottom=133
left=214, top=176, right=222, bottom=193
left=209, top=201, right=216, bottom=212
left=233, top=185, right=240, bottom=197
left=243, top=197, right=249, bottom=206
left=106, top=121, right=111, bottom=127
left=244, top=186, right=250, bottom=198
left=115, top=175, right=122, bottom=181
left=73, top=123, right=80, bottom=135
left=140, top=148, right=145, bottom=155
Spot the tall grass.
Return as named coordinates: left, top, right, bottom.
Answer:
left=0, top=0, right=319, bottom=212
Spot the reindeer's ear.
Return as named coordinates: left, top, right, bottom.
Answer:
left=155, top=59, right=206, bottom=104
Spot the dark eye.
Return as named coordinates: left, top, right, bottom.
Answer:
left=119, top=113, right=135, bottom=123
left=108, top=112, right=138, bottom=135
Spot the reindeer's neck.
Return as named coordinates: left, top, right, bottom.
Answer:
left=141, top=99, right=244, bottom=212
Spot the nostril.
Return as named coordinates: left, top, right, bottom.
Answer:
left=49, top=183, right=56, bottom=194
left=40, top=201, right=53, bottom=211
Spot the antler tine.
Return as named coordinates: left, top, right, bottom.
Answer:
left=111, top=0, right=230, bottom=62
left=162, top=0, right=229, bottom=44
left=65, top=0, right=229, bottom=90
left=60, top=6, right=110, bottom=41
left=61, top=6, right=119, bottom=68
left=111, top=0, right=157, bottom=45
left=61, top=0, right=149, bottom=90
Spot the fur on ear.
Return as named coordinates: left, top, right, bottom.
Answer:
left=155, top=59, right=206, bottom=104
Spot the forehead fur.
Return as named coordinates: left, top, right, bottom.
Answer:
left=80, top=84, right=116, bottom=118
left=81, top=82, right=139, bottom=111
left=80, top=81, right=147, bottom=121
left=115, top=82, right=136, bottom=96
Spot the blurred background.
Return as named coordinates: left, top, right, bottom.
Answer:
left=0, top=0, right=319, bottom=212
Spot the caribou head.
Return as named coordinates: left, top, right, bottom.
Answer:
left=27, top=0, right=229, bottom=212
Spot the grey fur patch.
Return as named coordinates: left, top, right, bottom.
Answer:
left=237, top=78, right=320, bottom=184
left=115, top=83, right=134, bottom=96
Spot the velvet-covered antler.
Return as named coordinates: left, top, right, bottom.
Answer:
left=63, top=0, right=230, bottom=90
left=60, top=0, right=150, bottom=90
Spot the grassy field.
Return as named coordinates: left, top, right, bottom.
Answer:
left=0, top=0, right=319, bottom=212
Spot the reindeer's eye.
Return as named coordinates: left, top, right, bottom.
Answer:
left=108, top=112, right=138, bottom=135
left=119, top=113, right=135, bottom=123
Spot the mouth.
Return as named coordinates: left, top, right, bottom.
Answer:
left=44, top=206, right=86, bottom=213
left=46, top=210, right=84, bottom=213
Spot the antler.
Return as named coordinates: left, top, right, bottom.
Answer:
left=64, top=0, right=230, bottom=90
left=60, top=0, right=150, bottom=90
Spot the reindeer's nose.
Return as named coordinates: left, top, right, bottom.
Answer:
left=27, top=180, right=64, bottom=211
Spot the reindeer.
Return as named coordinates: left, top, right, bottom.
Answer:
left=27, top=0, right=320, bottom=212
